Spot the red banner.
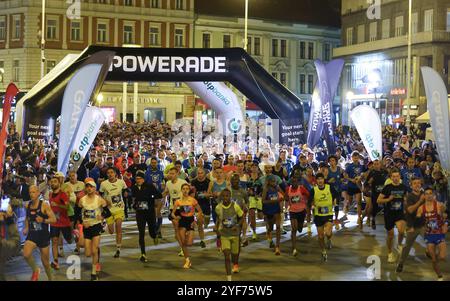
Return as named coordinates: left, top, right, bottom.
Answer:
left=0, top=83, right=19, bottom=195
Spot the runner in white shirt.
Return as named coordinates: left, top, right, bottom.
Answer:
left=163, top=167, right=188, bottom=256
left=99, top=167, right=127, bottom=258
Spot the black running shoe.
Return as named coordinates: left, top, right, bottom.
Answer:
left=114, top=250, right=120, bottom=258
left=396, top=263, right=403, bottom=273
left=200, top=241, right=206, bottom=248
left=140, top=254, right=148, bottom=263
left=91, top=274, right=99, bottom=281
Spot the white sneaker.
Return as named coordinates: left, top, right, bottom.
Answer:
left=388, top=252, right=396, bottom=263
left=292, top=249, right=298, bottom=257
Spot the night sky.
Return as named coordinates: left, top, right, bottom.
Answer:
left=195, top=0, right=341, bottom=28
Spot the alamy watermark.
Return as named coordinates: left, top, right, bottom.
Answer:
left=366, top=255, right=381, bottom=280
left=366, top=0, right=381, bottom=20
left=66, top=0, right=81, bottom=20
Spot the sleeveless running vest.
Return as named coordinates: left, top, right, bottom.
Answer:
left=313, top=185, right=333, bottom=216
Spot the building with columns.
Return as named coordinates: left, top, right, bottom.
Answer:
left=334, top=0, right=450, bottom=126
left=0, top=0, right=340, bottom=124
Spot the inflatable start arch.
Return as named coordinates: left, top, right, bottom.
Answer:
left=16, top=46, right=305, bottom=144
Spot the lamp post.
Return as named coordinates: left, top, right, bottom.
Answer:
left=41, top=0, right=46, bottom=79
left=244, top=0, right=248, bottom=51
left=405, top=0, right=413, bottom=134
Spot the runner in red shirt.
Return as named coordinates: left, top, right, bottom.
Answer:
left=48, top=175, right=72, bottom=270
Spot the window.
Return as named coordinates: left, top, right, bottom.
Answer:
left=272, top=39, right=278, bottom=57
left=124, top=0, right=133, bottom=6
left=151, top=0, right=159, bottom=8
left=382, top=19, right=390, bottom=39
left=447, top=10, right=450, bottom=32
left=46, top=60, right=56, bottom=74
left=323, top=43, right=331, bottom=61
left=13, top=60, right=19, bottom=82
left=254, top=37, right=260, bottom=55
left=123, top=24, right=134, bottom=44
left=13, top=15, right=21, bottom=40
left=223, top=35, right=231, bottom=48
left=150, top=26, right=160, bottom=46
left=202, top=33, right=210, bottom=48
left=279, top=39, right=286, bottom=57
left=357, top=24, right=365, bottom=43
left=175, top=0, right=184, bottom=10
left=299, top=74, right=306, bottom=94
left=0, top=61, right=4, bottom=83
left=271, top=72, right=278, bottom=80
left=0, top=17, right=5, bottom=40
left=47, top=18, right=57, bottom=40
left=70, top=20, right=81, bottom=41
left=412, top=12, right=418, bottom=34
left=369, top=22, right=377, bottom=41
left=279, top=73, right=287, bottom=86
left=346, top=27, right=354, bottom=46
left=307, top=74, right=314, bottom=94
left=97, top=22, right=108, bottom=43
left=424, top=9, right=433, bottom=32
left=175, top=28, right=184, bottom=47
left=246, top=37, right=251, bottom=53
left=395, top=15, right=404, bottom=37
left=300, top=41, right=306, bottom=59
left=308, top=42, right=314, bottom=60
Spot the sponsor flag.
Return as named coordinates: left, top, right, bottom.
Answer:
left=68, top=106, right=106, bottom=172
left=57, top=64, right=104, bottom=175
left=421, top=67, right=450, bottom=171
left=350, top=105, right=382, bottom=161
left=0, top=83, right=19, bottom=194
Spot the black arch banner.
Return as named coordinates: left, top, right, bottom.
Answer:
left=21, top=46, right=305, bottom=145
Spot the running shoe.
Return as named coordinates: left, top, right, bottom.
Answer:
left=178, top=249, right=184, bottom=257
left=334, top=220, right=340, bottom=230
left=51, top=261, right=60, bottom=270
left=232, top=264, right=240, bottom=273
left=438, top=275, right=444, bottom=281
left=269, top=240, right=275, bottom=249
left=321, top=251, right=328, bottom=262
left=153, top=237, right=160, bottom=245
left=274, top=247, right=281, bottom=256
left=425, top=251, right=432, bottom=259
left=91, top=274, right=99, bottom=281
left=388, top=252, right=396, bottom=263
left=114, top=250, right=120, bottom=258
left=241, top=239, right=249, bottom=247
left=200, top=240, right=206, bottom=248
left=140, top=254, right=148, bottom=263
left=96, top=263, right=102, bottom=273
left=252, top=232, right=257, bottom=241
left=183, top=258, right=192, bottom=269
left=73, top=248, right=80, bottom=255
left=292, top=249, right=298, bottom=257
left=395, top=263, right=403, bottom=273
left=30, top=268, right=40, bottom=281
left=357, top=217, right=363, bottom=229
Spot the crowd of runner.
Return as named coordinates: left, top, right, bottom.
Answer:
left=0, top=120, right=448, bottom=281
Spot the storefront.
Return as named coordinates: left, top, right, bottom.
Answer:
left=98, top=93, right=187, bottom=124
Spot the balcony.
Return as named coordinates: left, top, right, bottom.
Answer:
left=334, top=31, right=450, bottom=58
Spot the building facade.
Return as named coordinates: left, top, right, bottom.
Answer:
left=334, top=0, right=450, bottom=125
left=0, top=0, right=340, bottom=124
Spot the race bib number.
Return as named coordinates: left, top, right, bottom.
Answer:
left=318, top=206, right=330, bottom=214
left=222, top=217, right=236, bottom=228
left=291, top=196, right=300, bottom=203
left=138, top=202, right=149, bottom=210
left=111, top=195, right=124, bottom=208
left=83, top=209, right=96, bottom=219
left=183, top=206, right=193, bottom=213
left=427, top=220, right=439, bottom=231
left=391, top=201, right=402, bottom=210
left=31, top=221, right=42, bottom=231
